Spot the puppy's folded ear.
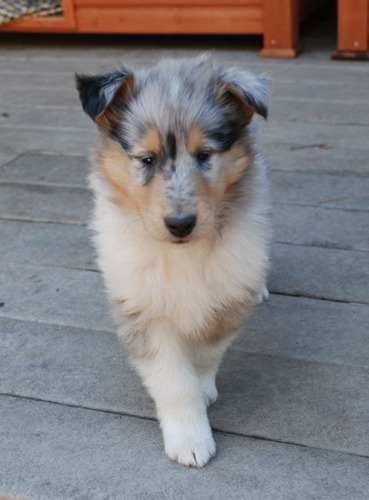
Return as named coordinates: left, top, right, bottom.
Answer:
left=216, top=68, right=270, bottom=121
left=75, top=68, right=134, bottom=129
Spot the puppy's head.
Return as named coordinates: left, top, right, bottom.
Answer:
left=76, top=56, right=269, bottom=243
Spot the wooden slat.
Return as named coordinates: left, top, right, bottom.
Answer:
left=260, top=0, right=301, bottom=58
left=75, top=6, right=263, bottom=34
left=75, top=0, right=261, bottom=5
left=337, top=0, right=369, bottom=51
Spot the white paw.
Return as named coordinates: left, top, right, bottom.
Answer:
left=200, top=376, right=218, bottom=407
left=162, top=417, right=216, bottom=467
left=253, top=285, right=269, bottom=305
left=165, top=434, right=216, bottom=468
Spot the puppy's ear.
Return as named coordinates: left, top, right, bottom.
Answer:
left=216, top=68, right=270, bottom=121
left=75, top=68, right=134, bottom=128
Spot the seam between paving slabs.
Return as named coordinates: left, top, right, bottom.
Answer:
left=1, top=54, right=369, bottom=70
left=3, top=102, right=369, bottom=127
left=2, top=92, right=369, bottom=106
left=2, top=67, right=369, bottom=85
left=1, top=180, right=368, bottom=213
left=1, top=257, right=368, bottom=306
left=1, top=304, right=369, bottom=368
left=0, top=215, right=87, bottom=226
left=1, top=217, right=367, bottom=253
left=270, top=291, right=369, bottom=307
left=2, top=142, right=369, bottom=160
left=0, top=152, right=24, bottom=169
left=1, top=392, right=369, bottom=460
left=3, top=114, right=369, bottom=128
left=272, top=170, right=369, bottom=179
left=274, top=240, right=369, bottom=253
left=1, top=255, right=368, bottom=305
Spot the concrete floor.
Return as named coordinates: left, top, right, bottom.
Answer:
left=0, top=11, right=369, bottom=500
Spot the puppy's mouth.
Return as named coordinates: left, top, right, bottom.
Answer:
left=173, top=239, right=189, bottom=244
left=170, top=233, right=195, bottom=244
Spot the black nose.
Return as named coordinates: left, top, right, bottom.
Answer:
left=164, top=214, right=197, bottom=238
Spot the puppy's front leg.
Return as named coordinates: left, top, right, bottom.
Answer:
left=131, top=322, right=215, bottom=467
left=193, top=337, right=234, bottom=407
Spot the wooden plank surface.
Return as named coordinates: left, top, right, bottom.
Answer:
left=337, top=0, right=369, bottom=52
left=260, top=0, right=300, bottom=58
left=75, top=7, right=263, bottom=34
left=75, top=0, right=262, bottom=5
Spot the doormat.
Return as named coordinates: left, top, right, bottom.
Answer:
left=0, top=0, right=62, bottom=25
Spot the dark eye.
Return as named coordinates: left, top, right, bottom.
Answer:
left=142, top=155, right=156, bottom=167
left=196, top=150, right=212, bottom=164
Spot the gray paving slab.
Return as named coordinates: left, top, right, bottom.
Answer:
left=0, top=87, right=81, bottom=107
left=0, top=151, right=19, bottom=166
left=267, top=144, right=369, bottom=174
left=215, top=349, right=369, bottom=456
left=2, top=120, right=369, bottom=158
left=271, top=243, right=369, bottom=304
left=0, top=182, right=91, bottom=223
left=0, top=220, right=95, bottom=270
left=245, top=64, right=369, bottom=86
left=0, top=153, right=90, bottom=185
left=1, top=148, right=367, bottom=196
left=0, top=262, right=112, bottom=331
left=270, top=100, right=369, bottom=126
left=3, top=53, right=369, bottom=82
left=1, top=296, right=369, bottom=456
left=0, top=105, right=90, bottom=129
left=1, top=397, right=368, bottom=500
left=0, top=56, right=150, bottom=75
left=4, top=59, right=369, bottom=87
left=0, top=127, right=91, bottom=155
left=236, top=295, right=369, bottom=367
left=264, top=121, right=369, bottom=150
left=275, top=204, right=369, bottom=251
left=1, top=217, right=367, bottom=305
left=2, top=163, right=368, bottom=226
left=6, top=150, right=367, bottom=193
left=2, top=294, right=369, bottom=399
left=3, top=74, right=369, bottom=105
left=3, top=100, right=369, bottom=138
left=272, top=170, right=369, bottom=210
left=273, top=81, right=369, bottom=104
left=3, top=100, right=369, bottom=133
left=2, top=205, right=368, bottom=271
left=0, top=317, right=147, bottom=415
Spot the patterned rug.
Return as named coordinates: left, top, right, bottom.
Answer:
left=0, top=0, right=62, bottom=25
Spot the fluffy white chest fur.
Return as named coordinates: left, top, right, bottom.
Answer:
left=92, top=175, right=268, bottom=339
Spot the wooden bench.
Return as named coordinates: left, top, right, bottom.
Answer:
left=2, top=0, right=358, bottom=59
left=333, top=0, right=369, bottom=60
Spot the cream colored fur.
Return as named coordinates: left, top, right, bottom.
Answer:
left=89, top=150, right=270, bottom=467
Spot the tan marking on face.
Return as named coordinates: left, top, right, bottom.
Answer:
left=97, top=138, right=169, bottom=239
left=187, top=125, right=206, bottom=154
left=97, top=139, right=149, bottom=213
left=187, top=142, right=252, bottom=233
left=220, top=144, right=252, bottom=210
left=141, top=127, right=162, bottom=155
left=223, top=144, right=252, bottom=189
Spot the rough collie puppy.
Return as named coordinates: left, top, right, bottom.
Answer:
left=76, top=55, right=271, bottom=467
